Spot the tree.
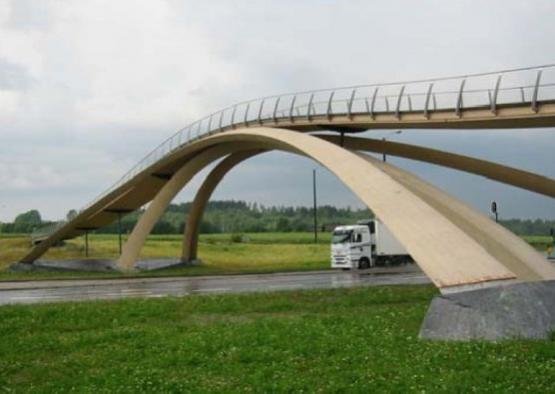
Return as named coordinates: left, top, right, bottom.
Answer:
left=66, top=209, right=78, bottom=221
left=276, top=217, right=291, bottom=232
left=13, top=209, right=42, bottom=233
left=14, top=210, right=42, bottom=225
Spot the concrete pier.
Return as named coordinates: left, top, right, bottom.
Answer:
left=420, top=280, right=555, bottom=340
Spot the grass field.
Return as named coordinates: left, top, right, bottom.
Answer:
left=0, top=233, right=331, bottom=281
left=0, top=285, right=554, bottom=392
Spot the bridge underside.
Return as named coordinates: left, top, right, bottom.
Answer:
left=21, top=127, right=555, bottom=292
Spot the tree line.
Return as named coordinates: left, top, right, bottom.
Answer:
left=1, top=200, right=554, bottom=236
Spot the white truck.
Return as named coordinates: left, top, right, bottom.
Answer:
left=331, top=219, right=412, bottom=269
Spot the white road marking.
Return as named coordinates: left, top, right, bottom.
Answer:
left=191, top=288, right=230, bottom=293
left=267, top=284, right=304, bottom=289
left=11, top=294, right=71, bottom=300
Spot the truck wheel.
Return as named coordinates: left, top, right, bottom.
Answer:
left=359, top=258, right=370, bottom=270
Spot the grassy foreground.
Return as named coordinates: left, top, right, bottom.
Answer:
left=1, top=285, right=555, bottom=392
left=0, top=233, right=330, bottom=281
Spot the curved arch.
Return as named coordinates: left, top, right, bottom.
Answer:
left=158, top=126, right=554, bottom=289
left=320, top=134, right=555, bottom=199
left=23, top=131, right=554, bottom=265
left=181, top=142, right=555, bottom=283
left=181, top=150, right=263, bottom=262
left=182, top=134, right=555, bottom=263
left=118, top=142, right=276, bottom=270
left=354, top=153, right=555, bottom=281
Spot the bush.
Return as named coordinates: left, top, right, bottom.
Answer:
left=230, top=233, right=244, bottom=243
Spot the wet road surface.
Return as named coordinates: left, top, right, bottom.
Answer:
left=0, top=267, right=429, bottom=305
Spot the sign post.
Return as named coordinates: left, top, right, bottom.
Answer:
left=491, top=201, right=498, bottom=223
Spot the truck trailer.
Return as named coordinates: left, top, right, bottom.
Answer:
left=331, top=219, right=412, bottom=269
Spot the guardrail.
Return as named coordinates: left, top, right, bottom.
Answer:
left=31, top=64, right=555, bottom=241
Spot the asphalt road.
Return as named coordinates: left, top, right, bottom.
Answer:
left=0, top=266, right=429, bottom=306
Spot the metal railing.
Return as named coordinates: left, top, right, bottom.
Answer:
left=32, top=63, right=555, bottom=240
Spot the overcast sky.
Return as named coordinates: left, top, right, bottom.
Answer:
left=1, top=0, right=554, bottom=222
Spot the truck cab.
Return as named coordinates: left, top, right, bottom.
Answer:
left=330, top=225, right=373, bottom=269
left=331, top=219, right=412, bottom=270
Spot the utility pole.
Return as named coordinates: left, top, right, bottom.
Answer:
left=313, top=169, right=318, bottom=244
left=85, top=231, right=89, bottom=258
left=382, top=130, right=403, bottom=162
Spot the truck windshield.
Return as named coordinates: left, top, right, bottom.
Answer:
left=332, top=230, right=352, bottom=244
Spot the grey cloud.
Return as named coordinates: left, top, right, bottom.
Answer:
left=6, top=0, right=50, bottom=30
left=0, top=58, right=33, bottom=90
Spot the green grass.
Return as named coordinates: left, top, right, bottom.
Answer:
left=523, top=235, right=554, bottom=249
left=0, top=285, right=554, bottom=392
left=0, top=233, right=330, bottom=281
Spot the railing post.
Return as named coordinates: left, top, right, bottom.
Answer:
left=177, top=129, right=183, bottom=146
left=347, top=88, right=357, bottom=119
left=532, top=70, right=543, bottom=113
left=384, top=96, right=390, bottom=112
left=395, top=85, right=405, bottom=119
left=520, top=87, right=526, bottom=103
left=243, top=103, right=250, bottom=126
left=407, top=95, right=412, bottom=112
left=364, top=98, right=370, bottom=117
left=491, top=75, right=502, bottom=114
left=187, top=125, right=193, bottom=142
left=218, top=110, right=224, bottom=132
left=370, top=87, right=379, bottom=119
left=424, top=83, right=434, bottom=119
left=257, top=99, right=265, bottom=124
left=455, top=79, right=466, bottom=118
left=289, top=95, right=297, bottom=122
left=432, top=93, right=437, bottom=111
left=272, top=97, right=281, bottom=123
left=207, top=114, right=213, bottom=133
left=306, top=93, right=315, bottom=121
left=326, top=91, right=335, bottom=120
left=196, top=119, right=202, bottom=139
left=230, top=105, right=238, bottom=128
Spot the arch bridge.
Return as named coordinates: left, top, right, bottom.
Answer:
left=23, top=64, right=555, bottom=292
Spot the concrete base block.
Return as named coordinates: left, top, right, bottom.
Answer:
left=10, top=258, right=204, bottom=273
left=420, top=280, right=555, bottom=341
left=134, top=258, right=203, bottom=271
left=10, top=259, right=117, bottom=273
